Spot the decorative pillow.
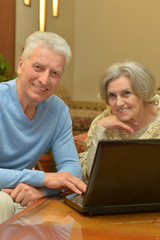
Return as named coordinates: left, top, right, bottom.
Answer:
left=70, top=109, right=102, bottom=131
left=74, top=132, right=88, bottom=153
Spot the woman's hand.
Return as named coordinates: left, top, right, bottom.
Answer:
left=96, top=115, right=137, bottom=134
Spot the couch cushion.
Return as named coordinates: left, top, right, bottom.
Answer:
left=70, top=108, right=102, bottom=132
left=74, top=132, right=88, bottom=153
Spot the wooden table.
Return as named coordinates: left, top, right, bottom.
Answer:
left=1, top=195, right=160, bottom=239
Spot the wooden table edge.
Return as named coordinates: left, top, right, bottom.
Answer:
left=0, top=196, right=49, bottom=232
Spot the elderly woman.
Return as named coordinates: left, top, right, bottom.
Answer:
left=80, top=61, right=160, bottom=183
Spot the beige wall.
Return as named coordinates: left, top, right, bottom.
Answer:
left=16, top=0, right=160, bottom=101
left=74, top=0, right=160, bottom=101
left=15, top=0, right=38, bottom=67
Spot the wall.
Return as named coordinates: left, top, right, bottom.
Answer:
left=16, top=0, right=160, bottom=101
left=15, top=0, right=39, bottom=67
left=73, top=0, right=160, bottom=101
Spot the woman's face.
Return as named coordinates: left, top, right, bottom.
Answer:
left=107, top=76, right=144, bottom=122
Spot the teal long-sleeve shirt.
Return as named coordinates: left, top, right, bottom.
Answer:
left=0, top=79, right=82, bottom=196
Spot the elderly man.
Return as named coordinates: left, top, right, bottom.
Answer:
left=0, top=31, right=86, bottom=223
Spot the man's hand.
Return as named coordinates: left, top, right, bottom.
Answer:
left=97, top=115, right=137, bottom=134
left=44, top=172, right=87, bottom=194
left=2, top=183, right=44, bottom=207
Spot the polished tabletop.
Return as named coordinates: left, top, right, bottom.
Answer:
left=1, top=195, right=160, bottom=239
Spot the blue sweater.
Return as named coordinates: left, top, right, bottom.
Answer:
left=0, top=80, right=82, bottom=196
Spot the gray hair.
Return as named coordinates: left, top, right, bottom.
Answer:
left=99, top=61, right=156, bottom=103
left=21, top=31, right=72, bottom=67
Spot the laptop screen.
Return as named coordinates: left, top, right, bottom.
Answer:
left=84, top=139, right=160, bottom=207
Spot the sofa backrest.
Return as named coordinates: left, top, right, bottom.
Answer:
left=54, top=85, right=73, bottom=108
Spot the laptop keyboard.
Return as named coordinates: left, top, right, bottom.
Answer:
left=67, top=193, right=84, bottom=207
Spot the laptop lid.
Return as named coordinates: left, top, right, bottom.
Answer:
left=64, top=139, right=160, bottom=215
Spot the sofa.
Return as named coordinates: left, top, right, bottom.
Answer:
left=74, top=132, right=88, bottom=154
left=54, top=85, right=106, bottom=135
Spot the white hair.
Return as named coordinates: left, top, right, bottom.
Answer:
left=22, top=31, right=72, bottom=67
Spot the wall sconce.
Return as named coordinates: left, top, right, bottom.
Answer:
left=39, top=0, right=46, bottom=32
left=52, top=0, right=59, bottom=18
left=24, top=0, right=59, bottom=31
left=24, top=0, right=31, bottom=6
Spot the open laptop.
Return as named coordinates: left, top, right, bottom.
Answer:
left=62, top=139, right=160, bottom=216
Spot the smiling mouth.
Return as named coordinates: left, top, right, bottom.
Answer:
left=33, top=84, right=47, bottom=91
left=118, top=108, right=129, bottom=113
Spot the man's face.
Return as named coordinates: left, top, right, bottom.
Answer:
left=17, top=46, right=66, bottom=105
